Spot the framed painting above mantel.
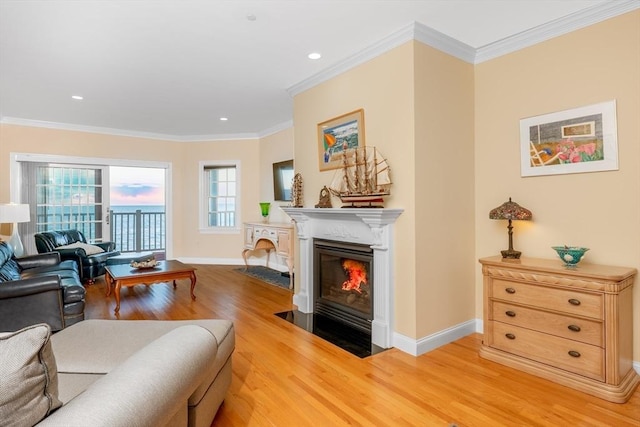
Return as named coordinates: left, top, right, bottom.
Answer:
left=317, top=109, right=365, bottom=171
left=520, top=100, right=618, bottom=177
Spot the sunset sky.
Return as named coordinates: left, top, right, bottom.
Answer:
left=109, top=166, right=165, bottom=206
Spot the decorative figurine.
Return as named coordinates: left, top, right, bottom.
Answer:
left=291, top=173, right=304, bottom=207
left=315, top=186, right=332, bottom=208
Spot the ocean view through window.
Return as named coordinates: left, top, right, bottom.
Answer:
left=109, top=205, right=165, bottom=253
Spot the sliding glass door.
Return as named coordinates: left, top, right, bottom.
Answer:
left=13, top=154, right=171, bottom=257
left=20, top=162, right=110, bottom=253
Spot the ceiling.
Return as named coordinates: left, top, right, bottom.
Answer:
left=0, top=0, right=634, bottom=140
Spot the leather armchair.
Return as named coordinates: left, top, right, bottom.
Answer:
left=0, top=242, right=85, bottom=332
left=34, top=230, right=119, bottom=284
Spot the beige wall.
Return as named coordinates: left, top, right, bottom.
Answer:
left=475, top=10, right=640, bottom=359
left=414, top=42, right=476, bottom=337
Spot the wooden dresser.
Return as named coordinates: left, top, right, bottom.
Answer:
left=242, top=222, right=294, bottom=289
left=479, top=256, right=639, bottom=403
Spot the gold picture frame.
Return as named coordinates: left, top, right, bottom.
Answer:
left=317, top=109, right=365, bottom=171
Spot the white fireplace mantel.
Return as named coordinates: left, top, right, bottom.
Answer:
left=282, top=207, right=403, bottom=348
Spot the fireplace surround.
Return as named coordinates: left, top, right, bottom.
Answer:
left=282, top=207, right=403, bottom=348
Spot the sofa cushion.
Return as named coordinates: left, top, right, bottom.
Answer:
left=0, top=324, right=62, bottom=426
left=57, top=242, right=105, bottom=255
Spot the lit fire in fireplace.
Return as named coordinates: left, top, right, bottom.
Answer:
left=341, top=259, right=368, bottom=294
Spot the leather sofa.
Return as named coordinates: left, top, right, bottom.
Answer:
left=34, top=230, right=119, bottom=284
left=0, top=241, right=85, bottom=332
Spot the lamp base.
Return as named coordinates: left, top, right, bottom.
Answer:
left=8, top=223, right=25, bottom=258
left=501, top=249, right=522, bottom=259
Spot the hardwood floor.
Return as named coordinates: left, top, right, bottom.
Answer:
left=85, top=265, right=640, bottom=426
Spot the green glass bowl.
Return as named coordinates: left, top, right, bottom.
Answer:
left=552, top=246, right=589, bottom=266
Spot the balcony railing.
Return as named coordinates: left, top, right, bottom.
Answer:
left=109, top=209, right=166, bottom=253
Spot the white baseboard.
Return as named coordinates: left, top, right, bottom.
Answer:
left=393, top=318, right=478, bottom=356
left=177, top=256, right=290, bottom=272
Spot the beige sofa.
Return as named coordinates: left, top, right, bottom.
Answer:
left=37, top=319, right=235, bottom=427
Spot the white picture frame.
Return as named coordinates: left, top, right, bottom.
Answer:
left=520, top=100, right=618, bottom=177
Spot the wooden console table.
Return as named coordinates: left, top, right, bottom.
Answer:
left=479, top=256, right=639, bottom=403
left=242, top=222, right=294, bottom=289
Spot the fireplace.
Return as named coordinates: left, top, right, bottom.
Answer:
left=281, top=207, right=403, bottom=349
left=314, top=239, right=373, bottom=333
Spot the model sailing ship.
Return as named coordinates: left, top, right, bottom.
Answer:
left=329, top=145, right=391, bottom=207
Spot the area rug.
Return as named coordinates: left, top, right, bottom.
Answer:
left=234, top=266, right=291, bottom=291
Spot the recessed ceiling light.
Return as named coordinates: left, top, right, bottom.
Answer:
left=220, top=117, right=228, bottom=121
left=71, top=95, right=83, bottom=100
left=308, top=52, right=322, bottom=60
left=246, top=14, right=256, bottom=21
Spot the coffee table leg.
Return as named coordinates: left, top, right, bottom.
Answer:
left=190, top=271, right=197, bottom=300
left=105, top=272, right=113, bottom=297
left=114, top=280, right=122, bottom=314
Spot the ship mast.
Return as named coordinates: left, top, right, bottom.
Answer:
left=341, top=144, right=350, bottom=193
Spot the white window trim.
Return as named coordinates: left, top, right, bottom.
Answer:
left=199, top=160, right=241, bottom=234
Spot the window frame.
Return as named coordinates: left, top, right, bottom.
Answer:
left=199, top=160, right=241, bottom=234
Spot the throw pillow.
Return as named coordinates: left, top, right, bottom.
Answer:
left=0, top=324, right=63, bottom=426
left=0, top=258, right=20, bottom=282
left=57, top=241, right=105, bottom=255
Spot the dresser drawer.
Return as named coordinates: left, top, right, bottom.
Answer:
left=491, top=301, right=603, bottom=347
left=491, top=279, right=603, bottom=319
left=490, top=321, right=605, bottom=381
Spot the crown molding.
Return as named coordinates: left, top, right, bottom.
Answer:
left=474, top=0, right=640, bottom=63
left=0, top=116, right=266, bottom=142
left=412, top=21, right=476, bottom=63
left=257, top=120, right=294, bottom=139
left=0, top=116, right=187, bottom=141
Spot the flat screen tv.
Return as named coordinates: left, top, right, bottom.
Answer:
left=273, top=159, right=294, bottom=201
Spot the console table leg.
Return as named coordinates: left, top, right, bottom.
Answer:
left=242, top=249, right=250, bottom=269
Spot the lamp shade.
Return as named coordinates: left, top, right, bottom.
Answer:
left=489, top=198, right=532, bottom=221
left=0, top=203, right=30, bottom=223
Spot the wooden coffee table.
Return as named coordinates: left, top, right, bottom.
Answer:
left=105, top=260, right=197, bottom=313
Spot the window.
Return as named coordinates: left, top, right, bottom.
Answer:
left=19, top=162, right=109, bottom=254
left=201, top=161, right=240, bottom=231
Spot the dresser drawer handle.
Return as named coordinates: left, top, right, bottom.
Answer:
left=505, top=333, right=516, bottom=340
left=568, top=350, right=581, bottom=358
left=568, top=298, right=581, bottom=306
left=505, top=288, right=516, bottom=294
left=567, top=324, right=581, bottom=332
left=505, top=311, right=516, bottom=317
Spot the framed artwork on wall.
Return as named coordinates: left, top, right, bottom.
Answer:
left=520, top=100, right=618, bottom=177
left=317, top=109, right=365, bottom=171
